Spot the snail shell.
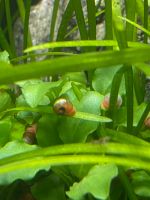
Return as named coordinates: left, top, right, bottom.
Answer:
left=101, top=93, right=122, bottom=110
left=23, top=124, right=37, bottom=144
left=53, top=98, right=76, bottom=116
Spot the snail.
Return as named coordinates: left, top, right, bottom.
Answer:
left=144, top=117, right=150, bottom=128
left=23, top=124, right=37, bottom=145
left=53, top=98, right=76, bottom=116
left=101, top=93, right=122, bottom=110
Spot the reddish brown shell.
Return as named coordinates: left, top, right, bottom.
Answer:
left=101, top=93, right=122, bottom=110
left=144, top=117, right=150, bottom=128
left=53, top=98, right=76, bottom=116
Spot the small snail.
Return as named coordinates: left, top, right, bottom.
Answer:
left=101, top=93, right=122, bottom=110
left=53, top=98, right=76, bottom=116
left=23, top=124, right=37, bottom=144
left=144, top=117, right=150, bottom=128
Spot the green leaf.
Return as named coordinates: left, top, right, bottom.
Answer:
left=0, top=91, right=12, bottom=112
left=0, top=141, right=50, bottom=184
left=74, top=112, right=112, bottom=123
left=24, top=40, right=147, bottom=52
left=32, top=173, right=66, bottom=200
left=0, top=120, right=11, bottom=147
left=66, top=164, right=118, bottom=200
left=1, top=47, right=150, bottom=85
left=37, top=114, right=62, bottom=147
left=58, top=91, right=103, bottom=143
left=92, top=65, right=125, bottom=95
left=132, top=170, right=150, bottom=197
left=21, top=82, right=51, bottom=107
left=0, top=51, right=10, bottom=63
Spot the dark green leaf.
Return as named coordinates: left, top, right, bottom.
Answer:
left=0, top=120, right=11, bottom=147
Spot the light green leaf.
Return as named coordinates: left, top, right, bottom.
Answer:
left=67, top=164, right=118, bottom=200
left=74, top=112, right=112, bottom=122
left=1, top=47, right=150, bottom=85
left=0, top=51, right=10, bottom=63
left=21, top=82, right=51, bottom=107
left=92, top=65, right=125, bottom=95
left=0, top=91, right=12, bottom=112
left=0, top=141, right=50, bottom=184
left=24, top=40, right=147, bottom=52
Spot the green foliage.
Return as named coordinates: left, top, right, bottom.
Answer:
left=67, top=164, right=118, bottom=200
left=0, top=0, right=150, bottom=199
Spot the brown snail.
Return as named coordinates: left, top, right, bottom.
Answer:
left=101, top=93, right=122, bottom=110
left=144, top=117, right=150, bottom=128
left=23, top=124, right=37, bottom=144
left=53, top=98, right=76, bottom=116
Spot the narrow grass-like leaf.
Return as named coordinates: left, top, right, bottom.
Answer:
left=50, top=0, right=60, bottom=41
left=0, top=28, right=13, bottom=57
left=65, top=9, right=105, bottom=39
left=23, top=0, right=31, bottom=50
left=144, top=0, right=148, bottom=43
left=105, top=0, right=113, bottom=40
left=1, top=143, right=150, bottom=166
left=133, top=68, right=145, bottom=104
left=0, top=0, right=5, bottom=24
left=125, top=0, right=136, bottom=41
left=120, top=16, right=150, bottom=36
left=74, top=112, right=112, bottom=122
left=124, top=67, right=134, bottom=133
left=11, top=51, right=75, bottom=63
left=73, top=0, right=88, bottom=40
left=112, top=0, right=127, bottom=49
left=112, top=0, right=133, bottom=133
left=136, top=0, right=150, bottom=30
left=86, top=0, right=96, bottom=40
left=5, top=0, right=16, bottom=57
left=3, top=141, right=150, bottom=185
left=105, top=128, right=149, bottom=145
left=135, top=102, right=150, bottom=134
left=1, top=106, right=112, bottom=123
left=24, top=40, right=148, bottom=52
left=57, top=0, right=74, bottom=41
left=1, top=47, right=150, bottom=84
left=135, top=62, right=150, bottom=76
left=109, top=66, right=126, bottom=126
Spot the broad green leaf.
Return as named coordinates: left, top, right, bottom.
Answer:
left=62, top=72, right=87, bottom=84
left=58, top=91, right=103, bottom=143
left=92, top=65, right=125, bottom=95
left=67, top=164, right=118, bottom=200
left=132, top=170, right=150, bottom=197
left=21, top=82, right=51, bottom=107
left=32, top=173, right=66, bottom=200
left=37, top=114, right=62, bottom=147
left=0, top=51, right=10, bottom=63
left=0, top=141, right=50, bottom=184
left=0, top=120, right=11, bottom=147
left=0, top=91, right=12, bottom=112
left=10, top=120, right=25, bottom=141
